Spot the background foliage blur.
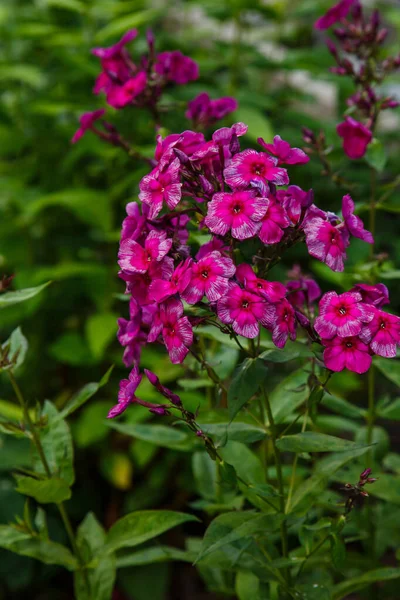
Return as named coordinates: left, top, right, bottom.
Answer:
left=1, top=0, right=399, bottom=598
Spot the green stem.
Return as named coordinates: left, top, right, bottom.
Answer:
left=262, top=389, right=290, bottom=582
left=8, top=371, right=89, bottom=589
left=369, top=168, right=377, bottom=259
left=285, top=404, right=308, bottom=514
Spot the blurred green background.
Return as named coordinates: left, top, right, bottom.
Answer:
left=1, top=0, right=399, bottom=598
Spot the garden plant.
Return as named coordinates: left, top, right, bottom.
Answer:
left=1, top=0, right=400, bottom=599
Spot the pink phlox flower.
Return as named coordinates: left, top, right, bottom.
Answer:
left=145, top=369, right=182, bottom=406
left=71, top=109, right=105, bottom=144
left=139, top=158, right=182, bottom=219
left=181, top=251, right=236, bottom=304
left=351, top=283, right=389, bottom=308
left=236, top=263, right=286, bottom=302
left=106, top=71, right=147, bottom=108
left=314, top=0, right=356, bottom=30
left=155, top=51, right=199, bottom=84
left=224, top=148, right=289, bottom=194
left=186, top=93, right=237, bottom=127
left=315, top=291, right=374, bottom=339
left=217, top=283, right=275, bottom=339
left=337, top=117, right=372, bottom=160
left=121, top=202, right=149, bottom=242
left=258, top=135, right=309, bottom=165
left=360, top=309, right=400, bottom=358
left=118, top=230, right=172, bottom=274
left=286, top=265, right=321, bottom=307
left=271, top=298, right=297, bottom=348
left=323, top=336, right=372, bottom=374
left=150, top=258, right=193, bottom=302
left=205, top=190, right=267, bottom=241
left=258, top=196, right=290, bottom=244
left=276, top=186, right=313, bottom=225
left=108, top=366, right=141, bottom=418
left=342, top=194, right=374, bottom=243
left=196, top=237, right=230, bottom=260
left=119, top=258, right=173, bottom=305
left=155, top=131, right=206, bottom=166
left=92, top=30, right=138, bottom=60
left=212, top=122, right=248, bottom=166
left=303, top=217, right=349, bottom=272
left=148, top=298, right=193, bottom=364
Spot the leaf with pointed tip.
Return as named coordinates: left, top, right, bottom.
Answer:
left=0, top=282, right=50, bottom=309
left=14, top=475, right=71, bottom=504
left=333, top=568, right=400, bottom=600
left=228, top=358, right=268, bottom=421
left=276, top=432, right=369, bottom=453
left=59, top=366, right=114, bottom=419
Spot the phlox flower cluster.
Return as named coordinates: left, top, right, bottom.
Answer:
left=72, top=30, right=237, bottom=145
left=311, top=0, right=400, bottom=160
left=109, top=112, right=399, bottom=419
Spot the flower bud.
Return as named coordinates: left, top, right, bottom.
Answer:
left=360, top=468, right=372, bottom=479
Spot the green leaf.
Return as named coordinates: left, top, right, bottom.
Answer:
left=107, top=422, right=193, bottom=451
left=290, top=446, right=370, bottom=511
left=228, top=358, right=267, bottom=421
left=197, top=421, right=267, bottom=445
left=75, top=513, right=116, bottom=600
left=104, top=511, right=199, bottom=554
left=0, top=282, right=50, bottom=309
left=219, top=441, right=265, bottom=485
left=377, top=396, right=400, bottom=420
left=1, top=327, right=28, bottom=372
left=365, top=138, right=387, bottom=173
left=333, top=568, right=400, bottom=600
left=24, top=189, right=112, bottom=233
left=0, top=65, right=46, bottom=88
left=259, top=346, right=313, bottom=363
left=321, top=394, right=366, bottom=418
left=116, top=546, right=194, bottom=568
left=330, top=534, right=346, bottom=570
left=33, top=401, right=74, bottom=485
left=269, top=368, right=309, bottom=423
left=0, top=525, right=77, bottom=570
left=276, top=432, right=369, bottom=453
left=59, top=366, right=114, bottom=419
left=192, top=452, right=218, bottom=501
left=85, top=313, right=117, bottom=359
left=14, top=475, right=71, bottom=504
left=374, top=357, right=400, bottom=387
left=95, top=9, right=163, bottom=43
left=235, top=571, right=261, bottom=600
left=234, top=106, right=273, bottom=143
left=196, top=511, right=282, bottom=563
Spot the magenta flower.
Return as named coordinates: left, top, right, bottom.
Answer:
left=155, top=131, right=205, bottom=165
left=236, top=264, right=286, bottom=302
left=120, top=258, right=173, bottom=306
left=107, top=72, right=147, bottom=108
left=108, top=367, right=142, bottom=418
left=286, top=266, right=321, bottom=308
left=277, top=186, right=313, bottom=225
left=360, top=310, right=400, bottom=358
left=258, top=135, right=309, bottom=165
left=118, top=230, right=172, bottom=274
left=258, top=197, right=290, bottom=244
left=196, top=237, right=229, bottom=260
left=314, top=0, right=356, bottom=30
left=155, top=51, right=199, bottom=84
left=148, top=298, right=193, bottom=364
left=351, top=283, right=389, bottom=308
left=342, top=194, right=374, bottom=243
left=186, top=93, right=238, bottom=127
left=271, top=299, right=297, bottom=348
left=337, top=117, right=372, bottom=160
left=315, top=291, right=374, bottom=339
left=92, top=29, right=138, bottom=60
left=304, top=218, right=349, bottom=272
left=121, top=202, right=148, bottom=242
left=71, top=109, right=105, bottom=144
left=149, top=258, right=192, bottom=303
left=139, top=158, right=182, bottom=219
left=181, top=251, right=236, bottom=304
left=217, top=284, right=275, bottom=338
left=323, top=336, right=372, bottom=374
left=205, top=190, right=267, bottom=240
left=145, top=369, right=182, bottom=406
left=224, top=149, right=289, bottom=193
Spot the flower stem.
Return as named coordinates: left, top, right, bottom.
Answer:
left=8, top=371, right=89, bottom=589
left=262, top=388, right=290, bottom=584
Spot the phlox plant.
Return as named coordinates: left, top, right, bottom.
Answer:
left=1, top=1, right=400, bottom=599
